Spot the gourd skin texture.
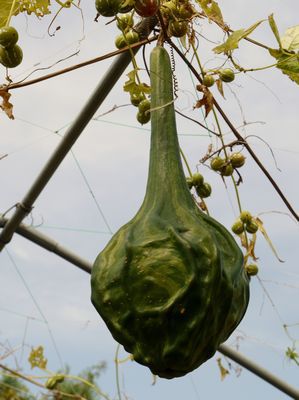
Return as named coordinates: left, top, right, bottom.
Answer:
left=91, top=46, right=249, bottom=379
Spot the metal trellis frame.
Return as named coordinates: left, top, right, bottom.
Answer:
left=0, top=16, right=298, bottom=399
left=0, top=216, right=298, bottom=399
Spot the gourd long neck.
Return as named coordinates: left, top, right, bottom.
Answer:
left=141, top=46, right=194, bottom=210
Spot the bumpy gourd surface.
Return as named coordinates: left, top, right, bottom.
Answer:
left=91, top=46, right=249, bottom=379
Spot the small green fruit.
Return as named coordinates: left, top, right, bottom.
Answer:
left=231, top=219, right=245, bottom=235
left=192, top=172, right=204, bottom=187
left=137, top=110, right=150, bottom=124
left=0, top=44, right=23, bottom=68
left=245, top=220, right=259, bottom=234
left=178, top=4, right=194, bottom=19
left=119, top=0, right=134, bottom=12
left=138, top=99, right=151, bottom=113
left=116, top=13, right=134, bottom=31
left=202, top=75, right=215, bottom=87
left=95, top=0, right=122, bottom=17
left=230, top=152, right=245, bottom=168
left=221, top=163, right=234, bottom=177
left=240, top=210, right=252, bottom=224
left=210, top=156, right=225, bottom=171
left=0, top=26, right=19, bottom=48
left=45, top=374, right=64, bottom=390
left=125, top=30, right=139, bottom=45
left=196, top=182, right=212, bottom=198
left=130, top=93, right=144, bottom=106
left=168, top=20, right=188, bottom=38
left=219, top=68, right=235, bottom=83
left=115, top=34, right=126, bottom=49
left=245, top=264, right=259, bottom=276
left=161, top=1, right=177, bottom=15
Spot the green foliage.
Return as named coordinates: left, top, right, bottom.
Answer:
left=0, top=0, right=50, bottom=28
left=270, top=51, right=299, bottom=85
left=268, top=15, right=299, bottom=85
left=0, top=375, right=34, bottom=400
left=91, top=46, right=249, bottom=379
left=0, top=44, right=23, bottom=68
left=196, top=0, right=223, bottom=25
left=0, top=362, right=107, bottom=400
left=123, top=70, right=151, bottom=98
left=281, top=25, right=299, bottom=52
left=49, top=363, right=107, bottom=400
left=28, top=346, right=47, bottom=370
left=213, top=20, right=264, bottom=54
left=286, top=346, right=299, bottom=366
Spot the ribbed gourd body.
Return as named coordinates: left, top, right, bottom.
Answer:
left=91, top=46, right=250, bottom=379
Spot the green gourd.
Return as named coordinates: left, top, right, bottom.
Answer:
left=91, top=46, right=249, bottom=379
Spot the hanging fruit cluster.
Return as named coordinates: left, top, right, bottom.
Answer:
left=210, top=152, right=245, bottom=177
left=231, top=211, right=259, bottom=235
left=202, top=68, right=235, bottom=88
left=115, top=13, right=140, bottom=49
left=0, top=26, right=23, bottom=68
left=160, top=0, right=194, bottom=38
left=186, top=172, right=212, bottom=198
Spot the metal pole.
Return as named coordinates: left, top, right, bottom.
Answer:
left=1, top=216, right=298, bottom=398
left=0, top=17, right=158, bottom=251
left=219, top=344, right=299, bottom=399
left=0, top=216, right=92, bottom=273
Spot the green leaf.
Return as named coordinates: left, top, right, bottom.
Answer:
left=197, top=0, right=224, bottom=25
left=0, top=0, right=50, bottom=28
left=213, top=20, right=264, bottom=54
left=281, top=25, right=299, bottom=52
left=268, top=14, right=282, bottom=48
left=277, top=53, right=299, bottom=84
left=268, top=48, right=299, bottom=85
left=28, top=345, right=48, bottom=370
left=123, top=70, right=150, bottom=97
left=0, top=0, right=18, bottom=27
left=20, top=0, right=50, bottom=16
left=123, top=70, right=138, bottom=94
left=213, top=29, right=244, bottom=54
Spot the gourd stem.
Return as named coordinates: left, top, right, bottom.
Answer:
left=142, top=46, right=194, bottom=209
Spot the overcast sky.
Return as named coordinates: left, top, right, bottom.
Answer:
left=0, top=1, right=298, bottom=399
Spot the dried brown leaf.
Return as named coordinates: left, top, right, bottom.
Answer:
left=194, top=88, right=214, bottom=117
left=256, top=217, right=285, bottom=262
left=0, top=89, right=14, bottom=119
